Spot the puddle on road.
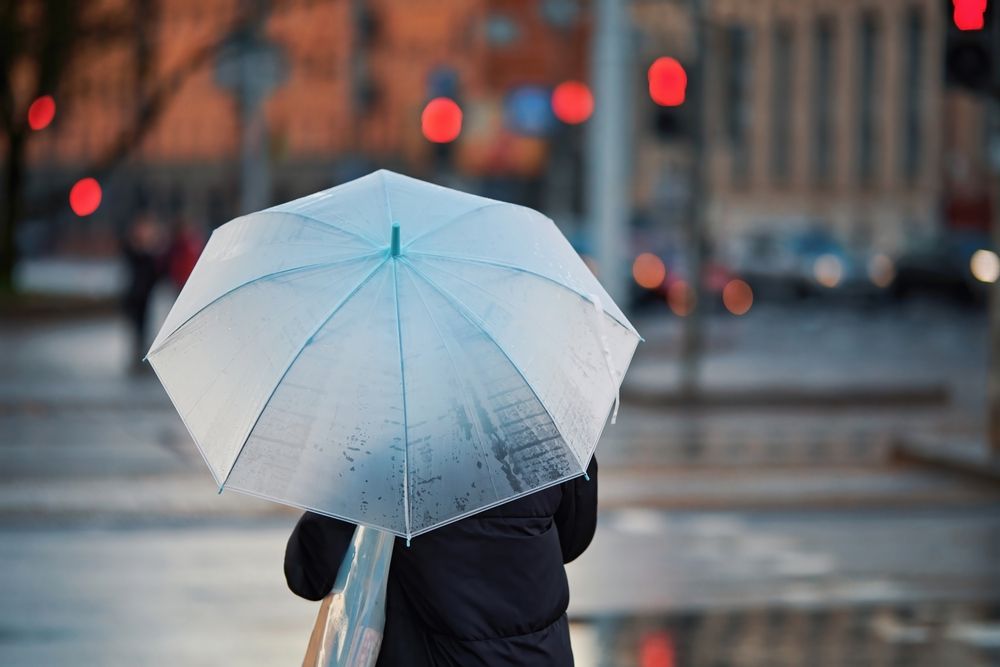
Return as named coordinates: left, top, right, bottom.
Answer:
left=570, top=601, right=1000, bottom=667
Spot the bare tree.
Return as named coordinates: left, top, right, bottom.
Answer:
left=0, top=0, right=255, bottom=293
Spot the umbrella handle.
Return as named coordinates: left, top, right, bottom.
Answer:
left=305, top=525, right=395, bottom=667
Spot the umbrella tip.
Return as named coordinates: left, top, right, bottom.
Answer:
left=390, top=222, right=401, bottom=257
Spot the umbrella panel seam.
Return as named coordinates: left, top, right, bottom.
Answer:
left=266, top=208, right=383, bottom=248
left=147, top=251, right=385, bottom=357
left=219, top=257, right=391, bottom=491
left=400, top=263, right=503, bottom=505
left=407, top=250, right=638, bottom=337
left=401, top=201, right=508, bottom=250
left=399, top=257, right=589, bottom=476
left=390, top=259, right=414, bottom=542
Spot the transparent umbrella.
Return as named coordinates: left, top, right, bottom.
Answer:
left=147, top=170, right=641, bottom=664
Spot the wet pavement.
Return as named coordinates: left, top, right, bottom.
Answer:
left=1, top=301, right=999, bottom=665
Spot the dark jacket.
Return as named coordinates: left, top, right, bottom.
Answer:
left=285, top=456, right=598, bottom=667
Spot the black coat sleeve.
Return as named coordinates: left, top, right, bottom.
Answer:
left=284, top=512, right=357, bottom=601
left=553, top=455, right=598, bottom=564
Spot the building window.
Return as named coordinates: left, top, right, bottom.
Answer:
left=812, top=16, right=835, bottom=186
left=857, top=11, right=880, bottom=186
left=771, top=21, right=794, bottom=186
left=724, top=25, right=753, bottom=187
left=901, top=6, right=924, bottom=184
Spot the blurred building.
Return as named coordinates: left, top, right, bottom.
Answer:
left=11, top=0, right=995, bottom=262
left=633, top=0, right=994, bottom=260
left=18, top=0, right=588, bottom=247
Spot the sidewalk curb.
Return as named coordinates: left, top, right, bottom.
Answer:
left=891, top=439, right=1000, bottom=486
left=621, top=384, right=950, bottom=410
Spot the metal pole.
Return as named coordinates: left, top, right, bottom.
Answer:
left=679, top=0, right=708, bottom=396
left=587, top=0, right=631, bottom=303
left=988, top=95, right=1000, bottom=456
left=238, top=32, right=272, bottom=215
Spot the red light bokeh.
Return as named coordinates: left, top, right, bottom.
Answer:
left=722, top=279, right=754, bottom=315
left=421, top=97, right=463, bottom=143
left=640, top=631, right=676, bottom=667
left=648, top=57, right=687, bottom=107
left=28, top=95, right=56, bottom=131
left=632, top=253, right=666, bottom=289
left=70, top=178, right=102, bottom=217
left=551, top=81, right=594, bottom=125
left=953, top=0, right=987, bottom=30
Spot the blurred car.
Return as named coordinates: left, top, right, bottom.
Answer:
left=728, top=228, right=878, bottom=299
left=889, top=230, right=995, bottom=303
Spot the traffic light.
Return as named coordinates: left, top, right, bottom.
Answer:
left=945, top=0, right=999, bottom=93
left=652, top=106, right=684, bottom=141
left=648, top=57, right=688, bottom=141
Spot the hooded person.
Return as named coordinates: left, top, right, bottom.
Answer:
left=285, top=455, right=598, bottom=666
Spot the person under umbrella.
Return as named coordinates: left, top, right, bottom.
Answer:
left=286, top=456, right=598, bottom=666
left=146, top=170, right=639, bottom=666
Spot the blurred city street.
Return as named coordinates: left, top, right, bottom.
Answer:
left=3, top=299, right=1000, bottom=665
left=4, top=0, right=1000, bottom=664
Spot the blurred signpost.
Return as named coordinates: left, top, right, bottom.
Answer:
left=990, top=97, right=1000, bottom=455
left=679, top=0, right=707, bottom=397
left=946, top=0, right=1000, bottom=455
left=587, top=0, right=632, bottom=304
left=215, top=15, right=286, bottom=215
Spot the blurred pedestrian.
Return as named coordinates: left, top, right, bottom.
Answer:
left=285, top=456, right=598, bottom=666
left=121, top=213, right=165, bottom=372
left=166, top=217, right=204, bottom=291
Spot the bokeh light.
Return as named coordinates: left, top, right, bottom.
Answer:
left=667, top=280, right=695, bottom=316
left=722, top=279, right=754, bottom=315
left=633, top=252, right=666, bottom=289
left=640, top=630, right=676, bottom=667
left=27, top=95, right=56, bottom=131
left=551, top=81, right=594, bottom=125
left=648, top=57, right=687, bottom=107
left=868, top=253, right=895, bottom=288
left=970, top=249, right=1000, bottom=283
left=421, top=97, right=462, bottom=143
left=953, top=0, right=986, bottom=30
left=69, top=178, right=102, bottom=216
left=813, top=254, right=843, bottom=288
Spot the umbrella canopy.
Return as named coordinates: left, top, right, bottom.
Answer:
left=148, top=170, right=640, bottom=540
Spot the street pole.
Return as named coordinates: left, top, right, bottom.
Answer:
left=587, top=0, right=631, bottom=304
left=679, top=0, right=708, bottom=397
left=988, top=94, right=1000, bottom=456
left=214, top=2, right=285, bottom=216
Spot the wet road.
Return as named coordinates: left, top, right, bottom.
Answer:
left=2, top=302, right=999, bottom=665
left=2, top=505, right=1000, bottom=666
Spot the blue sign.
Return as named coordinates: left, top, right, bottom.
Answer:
left=504, top=86, right=555, bottom=137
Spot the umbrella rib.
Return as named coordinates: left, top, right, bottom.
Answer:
left=400, top=202, right=506, bottom=250
left=400, top=258, right=587, bottom=474
left=146, top=251, right=385, bottom=357
left=399, top=262, right=503, bottom=504
left=219, top=256, right=391, bottom=491
left=267, top=208, right=383, bottom=248
left=390, top=259, right=413, bottom=542
left=406, top=250, right=638, bottom=336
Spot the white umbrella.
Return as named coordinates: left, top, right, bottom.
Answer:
left=148, top=169, right=640, bottom=542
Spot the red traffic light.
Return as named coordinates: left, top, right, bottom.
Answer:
left=28, top=95, right=56, bottom=131
left=70, top=178, right=102, bottom=217
left=551, top=81, right=594, bottom=125
left=648, top=57, right=687, bottom=107
left=421, top=97, right=462, bottom=143
left=953, top=0, right=987, bottom=30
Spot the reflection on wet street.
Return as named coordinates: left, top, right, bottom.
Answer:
left=572, top=602, right=1000, bottom=667
left=2, top=305, right=999, bottom=665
